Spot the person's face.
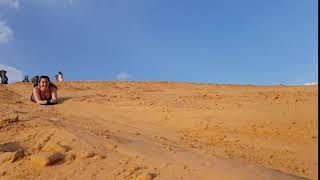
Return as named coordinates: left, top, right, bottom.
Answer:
left=40, top=78, right=49, bottom=90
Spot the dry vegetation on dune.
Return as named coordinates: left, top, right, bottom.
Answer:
left=0, top=81, right=318, bottom=180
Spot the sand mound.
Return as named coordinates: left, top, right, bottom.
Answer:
left=0, top=82, right=317, bottom=180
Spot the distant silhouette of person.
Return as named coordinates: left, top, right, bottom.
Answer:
left=22, top=76, right=30, bottom=82
left=0, top=70, right=8, bottom=84
left=57, top=72, right=64, bottom=82
left=31, top=76, right=58, bottom=105
left=31, top=76, right=39, bottom=86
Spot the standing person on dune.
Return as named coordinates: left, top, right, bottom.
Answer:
left=31, top=76, right=58, bottom=105
left=0, top=70, right=8, bottom=84
left=57, top=72, right=64, bottom=82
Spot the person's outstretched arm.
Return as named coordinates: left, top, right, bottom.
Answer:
left=32, top=87, right=48, bottom=105
left=50, top=87, right=58, bottom=104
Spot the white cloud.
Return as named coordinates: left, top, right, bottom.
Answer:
left=0, top=64, right=23, bottom=83
left=116, top=72, right=132, bottom=81
left=304, top=82, right=318, bottom=86
left=0, top=0, right=20, bottom=9
left=0, top=20, right=13, bottom=44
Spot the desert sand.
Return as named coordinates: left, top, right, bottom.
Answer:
left=0, top=81, right=318, bottom=180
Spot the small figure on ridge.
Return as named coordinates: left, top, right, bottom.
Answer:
left=0, top=70, right=8, bottom=84
left=22, top=76, right=30, bottom=82
left=57, top=72, right=64, bottom=82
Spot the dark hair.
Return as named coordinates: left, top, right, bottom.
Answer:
left=33, top=75, right=57, bottom=89
left=0, top=70, right=7, bottom=74
left=58, top=72, right=63, bottom=75
left=39, top=75, right=51, bottom=82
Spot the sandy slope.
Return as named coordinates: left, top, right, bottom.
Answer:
left=0, top=81, right=318, bottom=180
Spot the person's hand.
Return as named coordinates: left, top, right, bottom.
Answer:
left=37, top=100, right=48, bottom=105
left=50, top=99, right=58, bottom=104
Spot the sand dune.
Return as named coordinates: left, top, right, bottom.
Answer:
left=0, top=81, right=318, bottom=180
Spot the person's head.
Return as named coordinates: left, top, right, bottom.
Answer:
left=32, top=76, right=39, bottom=82
left=0, top=70, right=7, bottom=76
left=39, top=76, right=51, bottom=91
left=58, top=72, right=63, bottom=76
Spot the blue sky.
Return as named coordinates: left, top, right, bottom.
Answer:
left=0, top=0, right=318, bottom=85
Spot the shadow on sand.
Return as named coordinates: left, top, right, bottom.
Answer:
left=0, top=142, right=22, bottom=152
left=58, top=97, right=72, bottom=104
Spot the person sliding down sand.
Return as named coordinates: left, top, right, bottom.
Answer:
left=31, top=76, right=58, bottom=105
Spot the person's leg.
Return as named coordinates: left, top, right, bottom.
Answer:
left=3, top=75, right=8, bottom=84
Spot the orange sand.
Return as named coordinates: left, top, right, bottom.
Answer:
left=0, top=81, right=318, bottom=180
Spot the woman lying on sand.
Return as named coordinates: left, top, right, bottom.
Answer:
left=31, top=76, right=58, bottom=105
